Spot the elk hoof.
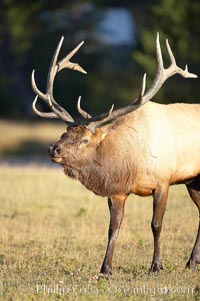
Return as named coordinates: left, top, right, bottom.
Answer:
left=186, top=258, right=200, bottom=269
left=100, top=265, right=112, bottom=277
left=97, top=273, right=110, bottom=280
left=149, top=261, right=163, bottom=273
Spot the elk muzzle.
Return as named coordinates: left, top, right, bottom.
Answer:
left=48, top=144, right=63, bottom=163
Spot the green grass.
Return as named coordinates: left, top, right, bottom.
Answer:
left=0, top=120, right=199, bottom=300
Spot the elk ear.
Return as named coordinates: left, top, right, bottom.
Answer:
left=94, top=128, right=109, bottom=143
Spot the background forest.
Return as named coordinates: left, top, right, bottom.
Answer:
left=0, top=0, right=199, bottom=119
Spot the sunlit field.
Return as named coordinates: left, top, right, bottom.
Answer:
left=0, top=120, right=199, bottom=300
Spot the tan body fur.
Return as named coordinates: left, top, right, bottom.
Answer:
left=61, top=102, right=200, bottom=197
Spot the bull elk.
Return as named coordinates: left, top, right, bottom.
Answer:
left=31, top=33, right=200, bottom=276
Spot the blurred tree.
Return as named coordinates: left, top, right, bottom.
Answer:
left=0, top=0, right=44, bottom=116
left=3, top=0, right=196, bottom=119
left=133, top=0, right=200, bottom=104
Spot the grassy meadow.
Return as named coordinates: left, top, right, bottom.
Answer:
left=0, top=119, right=199, bottom=300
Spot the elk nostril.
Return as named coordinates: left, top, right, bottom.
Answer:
left=53, top=145, right=61, bottom=156
left=48, top=144, right=61, bottom=156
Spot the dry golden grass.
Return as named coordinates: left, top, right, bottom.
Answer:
left=0, top=165, right=199, bottom=300
left=0, top=120, right=199, bottom=300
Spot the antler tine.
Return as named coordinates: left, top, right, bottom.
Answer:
left=140, top=32, right=166, bottom=103
left=137, top=73, right=146, bottom=105
left=58, top=41, right=87, bottom=74
left=32, top=96, right=59, bottom=119
left=165, top=38, right=176, bottom=65
left=129, top=73, right=146, bottom=107
left=31, top=70, right=46, bottom=101
left=87, top=104, right=114, bottom=132
left=165, top=38, right=197, bottom=79
left=178, top=66, right=197, bottom=78
left=66, top=41, right=85, bottom=61
left=45, top=36, right=80, bottom=121
left=91, top=104, right=114, bottom=123
left=156, top=32, right=164, bottom=71
left=47, top=36, right=64, bottom=97
left=77, top=96, right=92, bottom=119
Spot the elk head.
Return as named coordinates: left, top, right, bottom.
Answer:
left=31, top=34, right=197, bottom=170
left=48, top=125, right=109, bottom=179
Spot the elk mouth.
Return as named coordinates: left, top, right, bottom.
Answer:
left=50, top=156, right=63, bottom=164
left=48, top=144, right=64, bottom=164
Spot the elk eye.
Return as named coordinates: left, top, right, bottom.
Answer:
left=81, top=139, right=89, bottom=145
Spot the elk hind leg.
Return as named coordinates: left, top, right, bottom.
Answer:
left=150, top=185, right=169, bottom=273
left=186, top=176, right=200, bottom=269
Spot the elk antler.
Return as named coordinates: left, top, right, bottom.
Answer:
left=32, top=34, right=197, bottom=132
left=31, top=36, right=88, bottom=124
left=85, top=33, right=197, bottom=131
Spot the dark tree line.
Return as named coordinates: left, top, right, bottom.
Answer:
left=133, top=0, right=200, bottom=103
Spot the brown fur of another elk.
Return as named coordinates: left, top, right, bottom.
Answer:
left=32, top=33, right=200, bottom=276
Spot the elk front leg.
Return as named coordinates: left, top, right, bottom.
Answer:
left=100, top=195, right=127, bottom=276
left=150, top=186, right=168, bottom=273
